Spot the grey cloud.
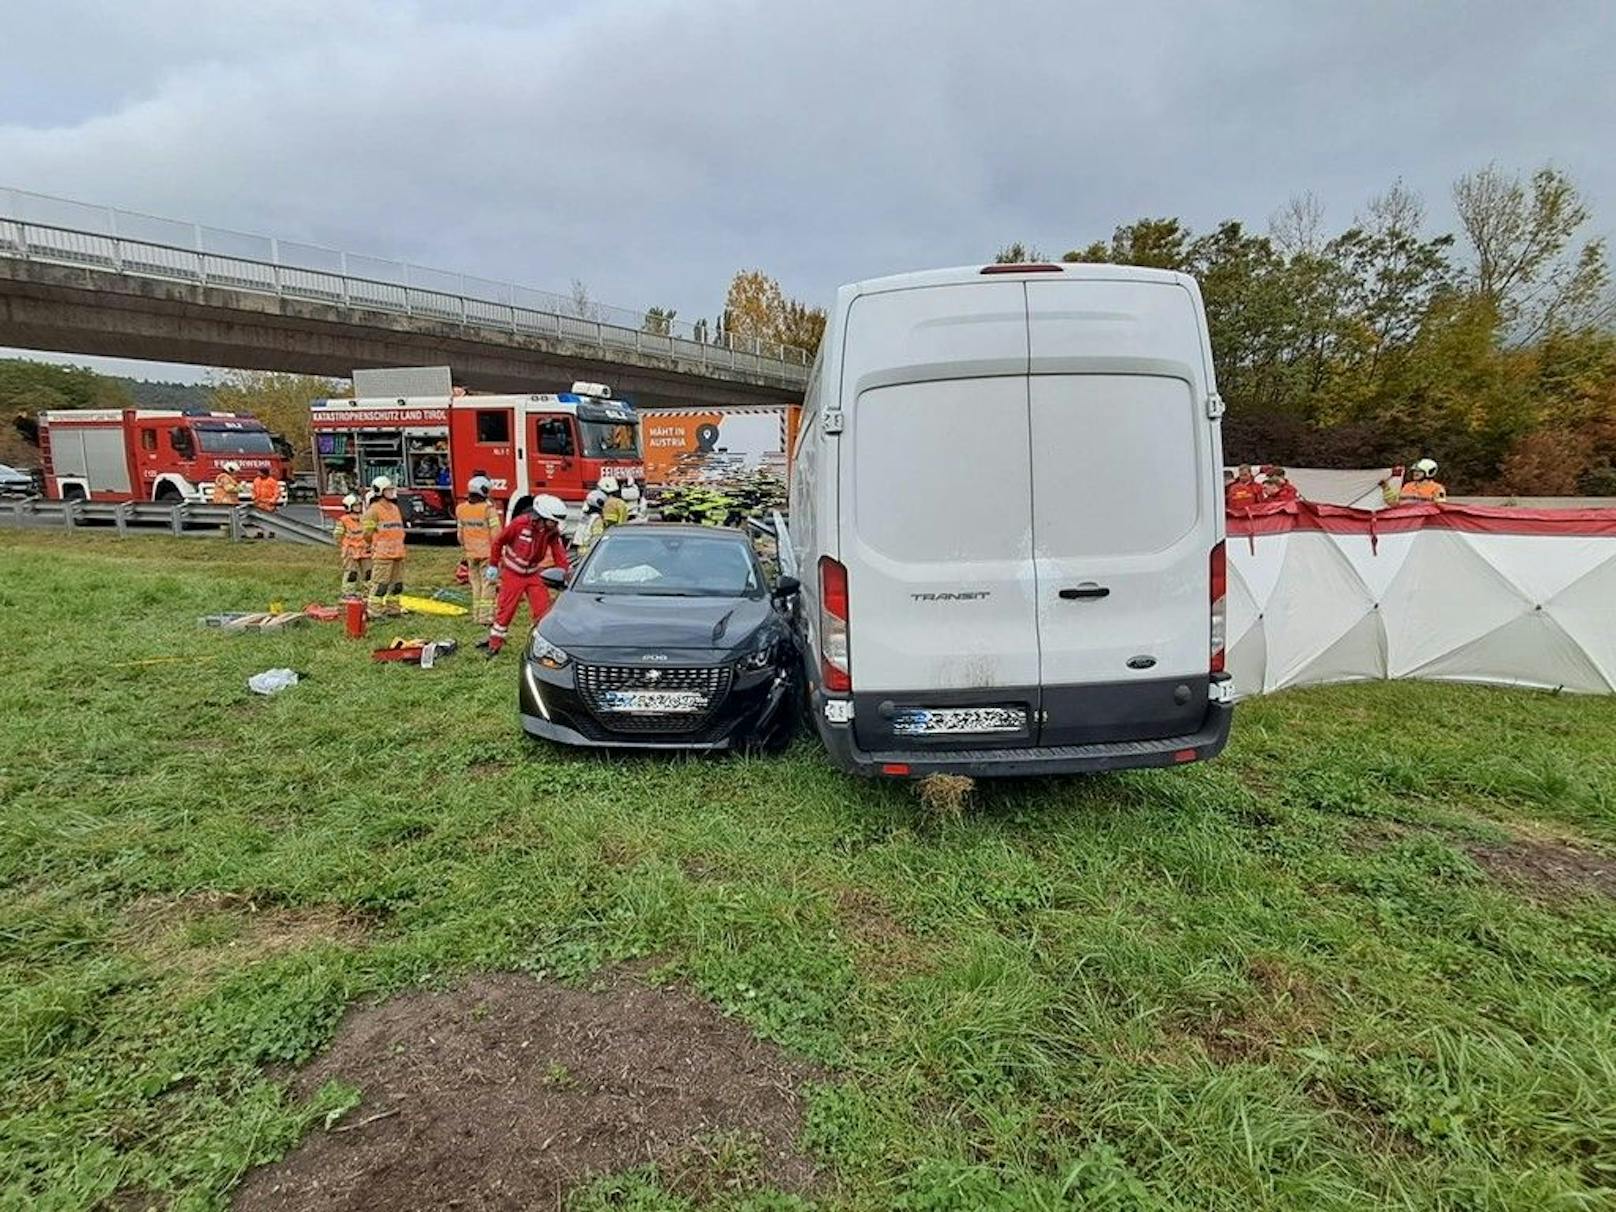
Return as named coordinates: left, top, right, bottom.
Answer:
left=2, top=0, right=1612, bottom=331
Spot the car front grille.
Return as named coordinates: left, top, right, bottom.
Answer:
left=574, top=662, right=733, bottom=735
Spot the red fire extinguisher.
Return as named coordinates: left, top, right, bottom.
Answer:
left=344, top=596, right=366, bottom=639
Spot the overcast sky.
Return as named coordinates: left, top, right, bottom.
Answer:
left=3, top=0, right=1614, bottom=381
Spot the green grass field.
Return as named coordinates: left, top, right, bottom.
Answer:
left=2, top=531, right=1614, bottom=1211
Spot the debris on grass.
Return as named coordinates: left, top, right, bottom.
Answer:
left=246, top=668, right=299, bottom=696
left=914, top=773, right=975, bottom=820
left=231, top=967, right=823, bottom=1211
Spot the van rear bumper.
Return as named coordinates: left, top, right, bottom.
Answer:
left=813, top=699, right=1233, bottom=779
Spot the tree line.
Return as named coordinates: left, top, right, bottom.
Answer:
left=999, top=164, right=1615, bottom=493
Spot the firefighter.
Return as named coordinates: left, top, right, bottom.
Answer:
left=481, top=494, right=570, bottom=657
left=332, top=493, right=371, bottom=599
left=455, top=475, right=502, bottom=625
left=1261, top=466, right=1300, bottom=503
left=213, top=461, right=243, bottom=506
left=597, top=475, right=633, bottom=528
left=363, top=475, right=407, bottom=618
left=1382, top=458, right=1447, bottom=506
left=572, top=489, right=607, bottom=555
left=1226, top=464, right=1262, bottom=509
left=250, top=465, right=282, bottom=512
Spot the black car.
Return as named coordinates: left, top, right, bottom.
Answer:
left=520, top=525, right=800, bottom=751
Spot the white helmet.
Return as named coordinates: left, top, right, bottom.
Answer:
left=584, top=489, right=606, bottom=513
left=1413, top=458, right=1438, bottom=475
left=223, top=461, right=240, bottom=473
left=533, top=494, right=568, bottom=523
left=371, top=475, right=393, bottom=491
left=342, top=493, right=360, bottom=509
left=621, top=484, right=641, bottom=503
left=466, top=475, right=492, bottom=496
left=596, top=475, right=620, bottom=495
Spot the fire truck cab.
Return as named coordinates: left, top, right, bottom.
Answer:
left=309, top=382, right=642, bottom=525
left=39, top=408, right=290, bottom=504
left=448, top=384, right=642, bottom=517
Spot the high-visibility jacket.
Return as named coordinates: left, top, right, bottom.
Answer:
left=491, top=514, right=570, bottom=578
left=602, top=496, right=632, bottom=527
left=1385, top=478, right=1446, bottom=506
left=251, top=476, right=281, bottom=511
left=333, top=513, right=370, bottom=559
left=572, top=513, right=603, bottom=553
left=213, top=473, right=241, bottom=505
left=363, top=498, right=407, bottom=560
left=1226, top=481, right=1261, bottom=509
left=455, top=499, right=501, bottom=559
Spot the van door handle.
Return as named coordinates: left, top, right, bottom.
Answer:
left=1059, top=584, right=1110, bottom=600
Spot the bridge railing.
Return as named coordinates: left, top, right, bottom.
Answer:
left=0, top=186, right=812, bottom=386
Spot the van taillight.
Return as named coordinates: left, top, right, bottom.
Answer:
left=1210, top=541, right=1227, bottom=674
left=818, top=556, right=851, bottom=693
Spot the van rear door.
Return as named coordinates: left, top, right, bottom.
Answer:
left=1025, top=279, right=1214, bottom=746
left=839, top=282, right=1041, bottom=752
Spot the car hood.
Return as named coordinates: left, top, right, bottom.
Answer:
left=540, top=592, right=774, bottom=654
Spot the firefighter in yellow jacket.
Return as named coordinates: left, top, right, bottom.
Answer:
left=332, top=493, right=371, bottom=600
left=597, top=475, right=633, bottom=528
left=363, top=476, right=407, bottom=618
left=455, top=476, right=502, bottom=624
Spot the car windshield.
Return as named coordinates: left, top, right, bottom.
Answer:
left=196, top=428, right=276, bottom=455
left=579, top=420, right=641, bottom=459
left=575, top=532, right=761, bottom=598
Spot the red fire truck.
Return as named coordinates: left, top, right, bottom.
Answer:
left=39, top=408, right=291, bottom=504
left=309, top=382, right=643, bottom=526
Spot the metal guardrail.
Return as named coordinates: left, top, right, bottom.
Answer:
left=0, top=186, right=812, bottom=387
left=0, top=497, right=334, bottom=546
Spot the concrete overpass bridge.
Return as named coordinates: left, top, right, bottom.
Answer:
left=0, top=188, right=808, bottom=407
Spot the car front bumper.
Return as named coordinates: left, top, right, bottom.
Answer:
left=520, top=656, right=789, bottom=751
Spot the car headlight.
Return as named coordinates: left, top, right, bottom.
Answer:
left=529, top=631, right=571, bottom=669
left=738, top=643, right=774, bottom=672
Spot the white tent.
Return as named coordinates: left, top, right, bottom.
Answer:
left=1226, top=502, right=1616, bottom=698
left=1226, top=466, right=1395, bottom=508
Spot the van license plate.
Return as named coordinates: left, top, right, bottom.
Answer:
left=892, top=706, right=1027, bottom=736
left=600, top=690, right=706, bottom=714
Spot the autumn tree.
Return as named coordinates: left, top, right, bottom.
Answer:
left=568, top=278, right=599, bottom=321
left=642, top=306, right=677, bottom=336
left=1453, top=165, right=1611, bottom=342
left=721, top=270, right=826, bottom=356
left=995, top=242, right=1044, bottom=264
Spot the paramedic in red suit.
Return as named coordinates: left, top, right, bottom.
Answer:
left=482, top=494, right=571, bottom=657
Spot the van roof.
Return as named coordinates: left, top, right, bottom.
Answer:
left=844, top=262, right=1195, bottom=297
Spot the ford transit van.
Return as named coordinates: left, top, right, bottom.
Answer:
left=784, top=262, right=1234, bottom=777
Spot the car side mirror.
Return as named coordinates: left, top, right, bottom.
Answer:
left=772, top=575, right=800, bottom=600
left=541, top=567, right=569, bottom=590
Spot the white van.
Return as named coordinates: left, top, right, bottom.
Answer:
left=783, top=262, right=1234, bottom=778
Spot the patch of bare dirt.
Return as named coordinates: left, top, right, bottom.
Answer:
left=232, top=967, right=823, bottom=1212
left=834, top=888, right=931, bottom=977
left=1341, top=819, right=1409, bottom=853
left=677, top=853, right=730, bottom=882
left=1467, top=837, right=1616, bottom=901
left=1185, top=955, right=1329, bottom=1064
